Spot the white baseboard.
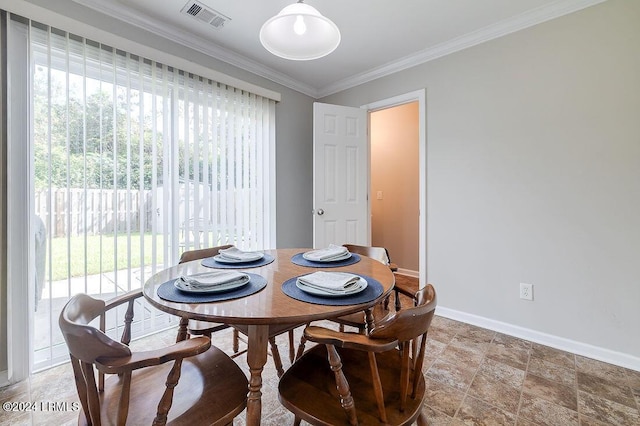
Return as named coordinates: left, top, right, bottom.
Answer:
left=436, top=306, right=640, bottom=372
left=0, top=370, right=8, bottom=388
left=397, top=269, right=418, bottom=278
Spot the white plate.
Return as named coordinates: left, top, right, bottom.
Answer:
left=213, top=252, right=264, bottom=264
left=302, top=251, right=352, bottom=263
left=174, top=274, right=250, bottom=293
left=296, top=277, right=368, bottom=297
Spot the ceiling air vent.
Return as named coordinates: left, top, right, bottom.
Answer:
left=181, top=1, right=231, bottom=29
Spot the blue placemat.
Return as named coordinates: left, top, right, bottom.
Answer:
left=281, top=274, right=383, bottom=306
left=201, top=253, right=275, bottom=269
left=290, top=252, right=361, bottom=268
left=157, top=273, right=267, bottom=303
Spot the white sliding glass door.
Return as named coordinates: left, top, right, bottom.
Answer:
left=5, top=14, right=276, bottom=375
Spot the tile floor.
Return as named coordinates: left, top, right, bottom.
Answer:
left=1, top=297, right=639, bottom=425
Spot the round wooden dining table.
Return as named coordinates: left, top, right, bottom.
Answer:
left=143, top=247, right=395, bottom=426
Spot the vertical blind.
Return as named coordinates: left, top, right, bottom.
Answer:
left=22, top=17, right=276, bottom=370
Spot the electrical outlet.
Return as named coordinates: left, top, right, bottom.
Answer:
left=520, top=283, right=533, bottom=301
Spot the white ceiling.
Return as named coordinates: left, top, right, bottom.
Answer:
left=73, top=0, right=604, bottom=98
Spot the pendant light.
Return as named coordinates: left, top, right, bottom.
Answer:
left=259, top=1, right=341, bottom=61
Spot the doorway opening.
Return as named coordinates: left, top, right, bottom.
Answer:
left=363, top=89, right=426, bottom=284
left=369, top=102, right=420, bottom=276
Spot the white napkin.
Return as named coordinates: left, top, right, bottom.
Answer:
left=178, top=271, right=249, bottom=289
left=218, top=246, right=264, bottom=261
left=297, top=271, right=362, bottom=294
left=303, top=244, right=349, bottom=261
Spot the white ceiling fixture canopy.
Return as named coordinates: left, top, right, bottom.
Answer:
left=259, top=0, right=341, bottom=61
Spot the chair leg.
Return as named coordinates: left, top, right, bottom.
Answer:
left=326, top=344, right=358, bottom=425
left=288, top=330, right=295, bottom=363
left=232, top=328, right=240, bottom=354
left=269, top=337, right=285, bottom=377
left=293, top=416, right=302, bottom=426
left=417, top=409, right=428, bottom=426
left=383, top=294, right=390, bottom=310
left=295, top=333, right=307, bottom=361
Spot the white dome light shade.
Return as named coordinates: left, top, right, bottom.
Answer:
left=260, top=2, right=341, bottom=61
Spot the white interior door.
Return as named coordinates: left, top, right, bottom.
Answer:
left=313, top=102, right=369, bottom=248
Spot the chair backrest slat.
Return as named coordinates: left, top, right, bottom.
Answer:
left=178, top=244, right=233, bottom=264
left=412, top=333, right=428, bottom=397
left=69, top=356, right=90, bottom=421
left=121, top=299, right=136, bottom=346
left=81, top=359, right=102, bottom=425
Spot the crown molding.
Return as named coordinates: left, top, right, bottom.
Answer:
left=73, top=0, right=606, bottom=99
left=71, top=0, right=319, bottom=97
left=317, top=0, right=608, bottom=98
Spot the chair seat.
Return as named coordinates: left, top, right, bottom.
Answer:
left=81, top=346, right=248, bottom=426
left=279, top=344, right=426, bottom=426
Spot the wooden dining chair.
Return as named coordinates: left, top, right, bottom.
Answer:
left=180, top=245, right=301, bottom=377
left=328, top=244, right=413, bottom=334
left=279, top=284, right=437, bottom=426
left=59, top=290, right=247, bottom=426
left=294, top=244, right=407, bottom=360
left=342, top=244, right=418, bottom=312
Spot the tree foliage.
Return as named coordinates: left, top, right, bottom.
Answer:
left=32, top=66, right=242, bottom=194
left=32, top=70, right=165, bottom=191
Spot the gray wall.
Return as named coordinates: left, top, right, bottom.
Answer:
left=321, top=0, right=640, bottom=358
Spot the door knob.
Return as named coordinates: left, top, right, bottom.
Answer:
left=316, top=209, right=324, bottom=216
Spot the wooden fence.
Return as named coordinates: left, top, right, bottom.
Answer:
left=34, top=189, right=155, bottom=238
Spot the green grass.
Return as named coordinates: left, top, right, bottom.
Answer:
left=47, top=231, right=225, bottom=281
left=48, top=233, right=166, bottom=281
